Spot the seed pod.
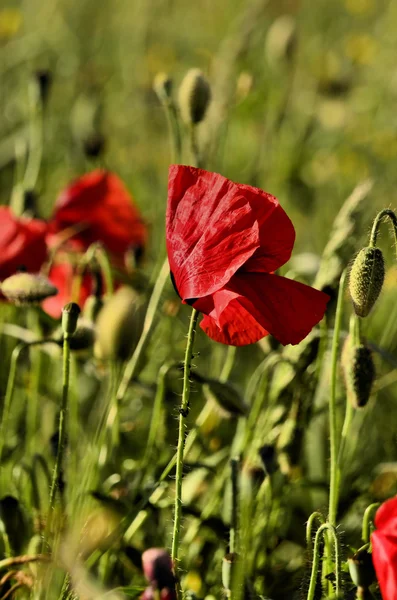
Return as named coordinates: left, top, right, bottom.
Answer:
left=94, top=286, right=145, bottom=361
left=349, top=246, right=385, bottom=317
left=178, top=69, right=211, bottom=125
left=342, top=337, right=375, bottom=408
left=1, top=273, right=58, bottom=305
left=62, top=302, right=81, bottom=336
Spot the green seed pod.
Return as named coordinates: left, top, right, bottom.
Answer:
left=153, top=72, right=173, bottom=103
left=1, top=273, right=58, bottom=305
left=348, top=547, right=376, bottom=589
left=62, top=302, right=81, bottom=337
left=265, top=15, right=297, bottom=66
left=342, top=337, right=375, bottom=409
left=94, top=286, right=146, bottom=361
left=178, top=69, right=211, bottom=125
left=349, top=246, right=385, bottom=317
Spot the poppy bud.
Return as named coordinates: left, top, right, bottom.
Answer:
left=265, top=15, right=297, bottom=66
left=54, top=319, right=95, bottom=351
left=83, top=132, right=106, bottom=159
left=1, top=272, right=57, bottom=305
left=153, top=72, right=173, bottom=104
left=83, top=294, right=103, bottom=323
left=348, top=547, right=376, bottom=590
left=34, top=69, right=52, bottom=105
left=349, top=246, right=385, bottom=317
left=62, top=302, right=81, bottom=337
left=342, top=337, right=375, bottom=409
left=94, top=286, right=145, bottom=361
left=178, top=69, right=211, bottom=125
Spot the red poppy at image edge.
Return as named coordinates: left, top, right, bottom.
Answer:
left=371, top=496, right=397, bottom=600
left=0, top=206, right=48, bottom=280
left=48, top=169, right=148, bottom=256
left=166, top=165, right=330, bottom=347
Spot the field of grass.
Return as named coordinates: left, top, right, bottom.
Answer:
left=1, top=0, right=397, bottom=598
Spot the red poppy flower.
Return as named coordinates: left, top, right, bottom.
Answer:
left=49, top=169, right=147, bottom=259
left=0, top=207, right=48, bottom=280
left=371, top=496, right=397, bottom=600
left=166, top=165, right=329, bottom=346
left=42, top=262, right=92, bottom=319
left=140, top=548, right=176, bottom=600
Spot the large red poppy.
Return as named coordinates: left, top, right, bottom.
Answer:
left=42, top=261, right=92, bottom=319
left=0, top=207, right=48, bottom=280
left=166, top=165, right=329, bottom=346
left=49, top=169, right=147, bottom=258
left=371, top=496, right=397, bottom=600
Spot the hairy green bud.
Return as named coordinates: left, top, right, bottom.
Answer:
left=342, top=337, right=375, bottom=409
left=1, top=273, right=57, bottom=305
left=62, top=302, right=81, bottom=337
left=349, top=246, right=385, bottom=317
left=178, top=69, right=211, bottom=125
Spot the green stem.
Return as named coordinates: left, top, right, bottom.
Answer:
left=116, top=258, right=170, bottom=404
left=190, top=125, right=202, bottom=168
left=95, top=244, right=114, bottom=297
left=229, top=458, right=239, bottom=555
left=369, top=208, right=397, bottom=250
left=306, top=512, right=326, bottom=553
left=307, top=523, right=341, bottom=600
left=171, top=308, right=199, bottom=591
left=22, top=79, right=43, bottom=192
left=49, top=333, right=72, bottom=511
left=328, top=268, right=347, bottom=525
left=164, top=100, right=182, bottom=163
left=220, top=346, right=237, bottom=383
left=362, top=503, right=381, bottom=544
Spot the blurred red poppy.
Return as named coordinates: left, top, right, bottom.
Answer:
left=140, top=548, right=176, bottom=600
left=167, top=165, right=329, bottom=346
left=371, top=496, right=397, bottom=600
left=49, top=169, right=147, bottom=259
left=0, top=207, right=48, bottom=280
left=42, top=262, right=92, bottom=319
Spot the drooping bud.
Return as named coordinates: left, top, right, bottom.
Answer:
left=348, top=546, right=376, bottom=589
left=83, top=132, right=106, bottom=159
left=94, top=286, right=145, bottom=361
left=342, top=337, right=375, bottom=409
left=153, top=72, right=173, bottom=104
left=62, top=302, right=81, bottom=337
left=349, top=246, right=385, bottom=317
left=1, top=273, right=58, bottom=305
left=178, top=69, right=211, bottom=125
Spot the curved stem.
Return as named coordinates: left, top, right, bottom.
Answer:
left=171, top=308, right=199, bottom=594
left=220, top=346, right=237, bottom=383
left=49, top=333, right=71, bottom=511
left=306, top=512, right=326, bottom=552
left=164, top=100, right=182, bottom=163
left=116, top=258, right=170, bottom=403
left=307, top=523, right=340, bottom=600
left=328, top=268, right=347, bottom=525
left=369, top=208, right=397, bottom=250
left=95, top=245, right=114, bottom=297
left=362, top=503, right=381, bottom=544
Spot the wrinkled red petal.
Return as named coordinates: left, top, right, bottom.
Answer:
left=51, top=170, right=147, bottom=256
left=372, top=530, right=397, bottom=600
left=167, top=165, right=264, bottom=300
left=236, top=182, right=295, bottom=273
left=42, top=262, right=91, bottom=319
left=194, top=272, right=329, bottom=346
left=375, top=496, right=397, bottom=535
left=0, top=207, right=48, bottom=279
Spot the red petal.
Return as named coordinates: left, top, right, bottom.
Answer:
left=375, top=496, right=397, bottom=534
left=372, top=531, right=397, bottom=600
left=0, top=207, right=48, bottom=279
left=167, top=165, right=263, bottom=300
left=42, top=262, right=91, bottom=319
left=236, top=183, right=296, bottom=273
left=51, top=170, right=147, bottom=256
left=194, top=272, right=329, bottom=346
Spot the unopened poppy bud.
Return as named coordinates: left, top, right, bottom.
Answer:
left=348, top=547, right=376, bottom=589
left=153, top=72, right=173, bottom=103
left=222, top=552, right=237, bottom=593
left=1, top=273, right=58, bottom=305
left=62, top=302, right=81, bottom=337
left=83, top=132, right=106, bottom=159
left=34, top=69, right=52, bottom=105
left=265, top=15, right=297, bottom=66
left=94, top=286, right=145, bottom=361
left=349, top=246, right=385, bottom=317
left=83, top=295, right=103, bottom=323
left=178, top=69, right=211, bottom=125
left=342, top=337, right=375, bottom=409
left=54, top=319, right=95, bottom=351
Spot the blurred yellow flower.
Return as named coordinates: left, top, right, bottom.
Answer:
left=0, top=9, right=22, bottom=39
left=344, top=34, right=377, bottom=65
